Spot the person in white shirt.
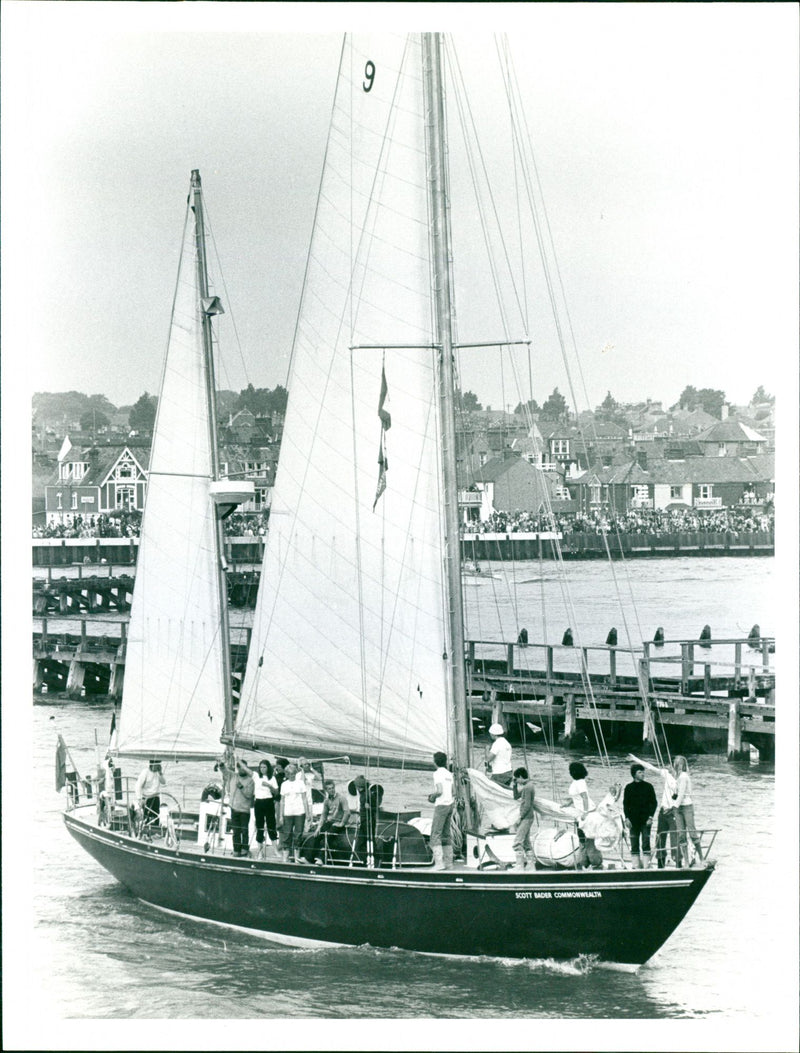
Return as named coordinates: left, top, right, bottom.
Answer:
left=277, top=763, right=312, bottom=863
left=428, top=751, right=454, bottom=870
left=253, top=759, right=279, bottom=854
left=486, top=723, right=513, bottom=787
left=563, top=761, right=602, bottom=869
left=672, top=755, right=703, bottom=865
left=628, top=754, right=681, bottom=868
left=136, top=759, right=165, bottom=829
left=297, top=757, right=322, bottom=812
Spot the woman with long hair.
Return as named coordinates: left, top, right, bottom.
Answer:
left=563, top=761, right=602, bottom=869
left=672, top=755, right=704, bottom=866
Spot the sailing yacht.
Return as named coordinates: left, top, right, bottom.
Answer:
left=64, top=33, right=713, bottom=966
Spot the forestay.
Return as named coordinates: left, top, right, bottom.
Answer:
left=117, top=194, right=228, bottom=758
left=235, top=35, right=451, bottom=766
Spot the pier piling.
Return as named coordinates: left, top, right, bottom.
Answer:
left=727, top=698, right=749, bottom=761
left=66, top=659, right=86, bottom=699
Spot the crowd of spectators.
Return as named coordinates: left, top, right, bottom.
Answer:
left=33, top=512, right=142, bottom=539
left=222, top=513, right=269, bottom=537
left=468, top=506, right=774, bottom=537
left=32, top=506, right=773, bottom=541
left=33, top=510, right=271, bottom=540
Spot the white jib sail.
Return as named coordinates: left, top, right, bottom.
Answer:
left=236, top=35, right=451, bottom=766
left=116, top=191, right=228, bottom=758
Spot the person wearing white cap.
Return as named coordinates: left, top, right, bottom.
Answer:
left=486, top=723, right=513, bottom=787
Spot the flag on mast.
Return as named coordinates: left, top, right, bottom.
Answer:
left=373, top=365, right=392, bottom=510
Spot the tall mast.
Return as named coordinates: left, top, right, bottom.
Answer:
left=422, top=36, right=469, bottom=773
left=190, top=169, right=235, bottom=737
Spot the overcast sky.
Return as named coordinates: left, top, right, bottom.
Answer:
left=3, top=7, right=799, bottom=1047
left=4, top=2, right=798, bottom=415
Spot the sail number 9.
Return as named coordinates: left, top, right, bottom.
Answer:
left=363, top=61, right=375, bottom=92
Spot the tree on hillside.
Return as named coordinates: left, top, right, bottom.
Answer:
left=539, top=387, right=569, bottom=422
left=676, top=385, right=726, bottom=418
left=676, top=385, right=698, bottom=411
left=87, top=393, right=117, bottom=416
left=596, top=390, right=629, bottom=429
left=80, top=409, right=110, bottom=433
left=33, top=391, right=96, bottom=426
left=457, top=390, right=482, bottom=412
left=128, top=392, right=158, bottom=433
left=263, top=385, right=288, bottom=415
left=234, top=383, right=288, bottom=417
left=236, top=383, right=263, bottom=416
left=751, top=385, right=774, bottom=405
left=513, top=397, right=540, bottom=416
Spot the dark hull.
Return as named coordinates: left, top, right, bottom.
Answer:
left=65, top=810, right=712, bottom=965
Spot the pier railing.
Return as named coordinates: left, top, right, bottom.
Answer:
left=467, top=637, right=774, bottom=699
left=36, top=618, right=775, bottom=759
left=33, top=528, right=774, bottom=569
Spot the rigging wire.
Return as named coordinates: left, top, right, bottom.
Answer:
left=496, top=37, right=676, bottom=771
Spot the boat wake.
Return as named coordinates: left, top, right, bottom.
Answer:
left=485, top=952, right=600, bottom=976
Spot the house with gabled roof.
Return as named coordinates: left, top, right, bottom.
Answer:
left=468, top=450, right=575, bottom=521
left=669, top=406, right=719, bottom=437
left=456, top=409, right=525, bottom=482
left=539, top=421, right=627, bottom=473
left=694, top=419, right=767, bottom=458
left=219, top=443, right=279, bottom=514
left=45, top=439, right=149, bottom=526
left=575, top=453, right=774, bottom=514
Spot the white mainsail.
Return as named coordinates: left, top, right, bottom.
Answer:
left=116, top=189, right=228, bottom=758
left=235, top=35, right=451, bottom=766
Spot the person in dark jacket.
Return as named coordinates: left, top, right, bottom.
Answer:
left=623, top=763, right=658, bottom=868
left=348, top=775, right=384, bottom=866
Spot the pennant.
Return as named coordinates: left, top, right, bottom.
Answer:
left=373, top=366, right=391, bottom=511
left=373, top=440, right=388, bottom=510
left=55, top=735, right=67, bottom=792
left=377, top=367, right=392, bottom=430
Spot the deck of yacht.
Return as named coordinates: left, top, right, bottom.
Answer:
left=69, top=801, right=717, bottom=874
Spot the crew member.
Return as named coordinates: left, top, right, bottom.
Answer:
left=623, top=763, right=657, bottom=869
left=136, top=759, right=165, bottom=829
left=308, top=779, right=350, bottom=863
left=230, top=758, right=256, bottom=858
left=428, top=751, right=454, bottom=870
left=486, top=724, right=513, bottom=787
left=512, top=767, right=536, bottom=869
left=349, top=774, right=383, bottom=866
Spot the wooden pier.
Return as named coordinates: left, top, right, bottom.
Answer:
left=33, top=567, right=258, bottom=614
left=466, top=637, right=775, bottom=760
left=33, top=619, right=774, bottom=761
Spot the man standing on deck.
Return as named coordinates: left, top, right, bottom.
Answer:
left=136, top=759, right=165, bottom=830
left=623, top=763, right=657, bottom=868
left=512, top=767, right=536, bottom=869
left=486, top=724, right=513, bottom=787
left=278, top=762, right=313, bottom=862
left=428, top=752, right=454, bottom=870
left=230, top=758, right=256, bottom=857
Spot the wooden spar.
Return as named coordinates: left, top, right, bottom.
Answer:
left=190, top=170, right=235, bottom=740
left=422, top=35, right=469, bottom=774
